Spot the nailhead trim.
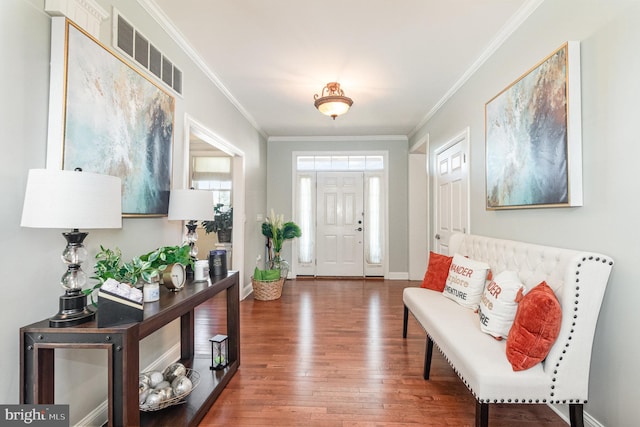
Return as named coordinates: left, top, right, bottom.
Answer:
left=408, top=251, right=613, bottom=407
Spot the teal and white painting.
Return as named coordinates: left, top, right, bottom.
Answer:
left=63, top=22, right=174, bottom=216
left=485, top=42, right=582, bottom=210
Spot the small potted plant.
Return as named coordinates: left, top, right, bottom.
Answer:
left=202, top=204, right=233, bottom=243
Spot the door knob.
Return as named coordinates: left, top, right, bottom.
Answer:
left=435, top=234, right=441, bottom=240
left=356, top=227, right=363, bottom=231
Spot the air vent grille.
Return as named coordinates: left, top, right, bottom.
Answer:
left=115, top=13, right=182, bottom=95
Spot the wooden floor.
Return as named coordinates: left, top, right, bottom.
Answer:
left=196, top=279, right=568, bottom=426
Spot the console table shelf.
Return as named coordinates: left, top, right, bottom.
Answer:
left=20, top=272, right=240, bottom=427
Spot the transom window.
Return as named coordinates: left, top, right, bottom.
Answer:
left=296, top=155, right=384, bottom=171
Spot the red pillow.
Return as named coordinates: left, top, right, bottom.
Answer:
left=421, top=252, right=453, bottom=292
left=506, top=281, right=562, bottom=371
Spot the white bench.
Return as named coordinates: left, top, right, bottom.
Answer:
left=403, top=233, right=613, bottom=427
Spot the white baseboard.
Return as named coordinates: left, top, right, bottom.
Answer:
left=74, top=343, right=181, bottom=427
left=240, top=280, right=253, bottom=300
left=549, top=403, right=603, bottom=427
left=387, top=272, right=409, bottom=280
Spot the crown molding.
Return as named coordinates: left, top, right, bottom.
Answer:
left=268, top=135, right=408, bottom=143
left=45, top=0, right=108, bottom=37
left=136, top=0, right=267, bottom=139
left=408, top=0, right=545, bottom=138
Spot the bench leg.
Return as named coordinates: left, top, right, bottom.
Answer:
left=569, top=403, right=584, bottom=427
left=475, top=401, right=488, bottom=427
left=423, top=336, right=433, bottom=380
left=403, top=305, right=409, bottom=338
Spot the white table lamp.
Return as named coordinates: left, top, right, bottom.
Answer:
left=21, top=168, right=122, bottom=327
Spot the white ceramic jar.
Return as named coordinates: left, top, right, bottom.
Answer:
left=143, top=282, right=160, bottom=302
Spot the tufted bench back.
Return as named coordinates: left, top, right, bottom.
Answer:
left=449, top=233, right=574, bottom=304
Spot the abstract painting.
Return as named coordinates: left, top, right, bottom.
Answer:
left=62, top=21, right=174, bottom=216
left=485, top=42, right=582, bottom=209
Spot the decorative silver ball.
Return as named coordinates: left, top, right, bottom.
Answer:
left=154, top=380, right=170, bottom=390
left=139, top=373, right=151, bottom=387
left=163, top=363, right=187, bottom=383
left=139, top=388, right=150, bottom=405
left=157, top=386, right=174, bottom=401
left=144, top=391, right=162, bottom=409
left=171, top=375, right=193, bottom=396
left=139, top=381, right=149, bottom=395
left=148, top=371, right=164, bottom=388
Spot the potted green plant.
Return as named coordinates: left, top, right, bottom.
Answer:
left=202, top=204, right=233, bottom=243
left=261, top=209, right=301, bottom=278
left=87, top=244, right=192, bottom=298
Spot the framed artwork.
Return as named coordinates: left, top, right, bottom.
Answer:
left=485, top=42, right=582, bottom=210
left=47, top=19, right=175, bottom=216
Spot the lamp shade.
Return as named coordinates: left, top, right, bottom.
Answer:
left=21, top=169, right=122, bottom=229
left=168, top=189, right=215, bottom=221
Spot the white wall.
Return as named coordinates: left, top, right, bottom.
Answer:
left=410, top=1, right=640, bottom=425
left=1, top=0, right=266, bottom=424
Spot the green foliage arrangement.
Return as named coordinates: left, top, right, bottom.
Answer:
left=261, top=209, right=302, bottom=256
left=86, top=245, right=192, bottom=298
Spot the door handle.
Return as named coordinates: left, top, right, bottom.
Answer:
left=435, top=234, right=441, bottom=240
left=356, top=227, right=362, bottom=231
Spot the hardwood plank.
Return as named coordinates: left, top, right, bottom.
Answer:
left=197, top=279, right=568, bottom=426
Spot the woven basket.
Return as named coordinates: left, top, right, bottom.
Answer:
left=252, top=277, right=285, bottom=301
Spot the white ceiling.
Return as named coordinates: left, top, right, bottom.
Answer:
left=143, top=0, right=539, bottom=138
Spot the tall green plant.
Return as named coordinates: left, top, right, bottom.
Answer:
left=261, top=209, right=301, bottom=258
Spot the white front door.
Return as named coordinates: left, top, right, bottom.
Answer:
left=316, top=172, right=364, bottom=276
left=434, top=130, right=469, bottom=254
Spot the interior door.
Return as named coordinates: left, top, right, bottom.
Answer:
left=316, top=172, right=364, bottom=276
left=435, top=133, right=469, bottom=254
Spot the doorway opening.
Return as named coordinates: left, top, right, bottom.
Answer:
left=432, top=128, right=470, bottom=254
left=184, top=115, right=246, bottom=287
left=292, top=152, right=387, bottom=278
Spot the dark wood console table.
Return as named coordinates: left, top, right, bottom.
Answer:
left=20, top=271, right=240, bottom=427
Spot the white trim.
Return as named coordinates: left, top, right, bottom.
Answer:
left=548, top=403, right=602, bottom=427
left=270, top=135, right=407, bottom=143
left=291, top=150, right=389, bottom=278
left=387, top=272, right=409, bottom=280
left=45, top=0, right=108, bottom=38
left=408, top=0, right=544, bottom=138
left=46, top=17, right=67, bottom=169
left=432, top=128, right=471, bottom=250
left=136, top=0, right=266, bottom=138
left=184, top=115, right=246, bottom=289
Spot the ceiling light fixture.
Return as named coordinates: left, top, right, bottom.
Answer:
left=314, top=82, right=353, bottom=120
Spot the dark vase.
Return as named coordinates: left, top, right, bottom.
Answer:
left=217, top=229, right=232, bottom=243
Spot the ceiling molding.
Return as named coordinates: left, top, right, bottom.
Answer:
left=137, top=0, right=267, bottom=139
left=408, top=0, right=545, bottom=138
left=268, top=135, right=408, bottom=143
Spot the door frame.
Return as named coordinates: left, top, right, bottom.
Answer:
left=184, top=114, right=246, bottom=293
left=291, top=151, right=389, bottom=278
left=431, top=128, right=471, bottom=253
